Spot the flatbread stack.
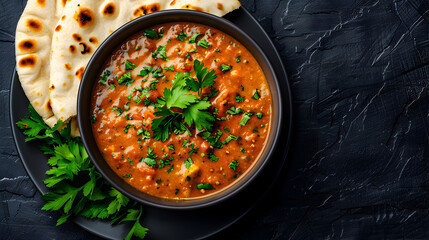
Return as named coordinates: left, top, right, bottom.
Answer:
left=16, top=0, right=241, bottom=135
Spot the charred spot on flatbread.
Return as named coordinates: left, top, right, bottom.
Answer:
left=79, top=42, right=91, bottom=54
left=37, top=0, right=46, bottom=7
left=62, top=0, right=67, bottom=7
left=181, top=5, right=204, bottom=12
left=72, top=33, right=82, bottom=42
left=18, top=39, right=37, bottom=52
left=64, top=63, right=72, bottom=70
left=133, top=3, right=161, bottom=17
left=103, top=3, right=116, bottom=16
left=69, top=45, right=76, bottom=53
left=74, top=7, right=94, bottom=28
left=46, top=100, right=52, bottom=111
left=61, top=15, right=66, bottom=21
left=55, top=25, right=62, bottom=32
left=75, top=67, right=85, bottom=80
left=170, top=0, right=176, bottom=6
left=217, top=3, right=224, bottom=10
left=89, top=37, right=98, bottom=44
left=26, top=19, right=43, bottom=32
left=19, top=55, right=37, bottom=68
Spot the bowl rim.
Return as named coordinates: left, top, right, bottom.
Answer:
left=78, top=9, right=283, bottom=210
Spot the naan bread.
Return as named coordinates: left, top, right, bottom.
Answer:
left=49, top=0, right=241, bottom=123
left=15, top=0, right=68, bottom=127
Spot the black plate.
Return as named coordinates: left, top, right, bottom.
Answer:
left=10, top=7, right=293, bottom=240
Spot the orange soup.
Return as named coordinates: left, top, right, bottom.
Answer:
left=91, top=22, right=272, bottom=199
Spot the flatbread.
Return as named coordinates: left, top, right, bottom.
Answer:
left=15, top=0, right=68, bottom=127
left=48, top=0, right=241, bottom=123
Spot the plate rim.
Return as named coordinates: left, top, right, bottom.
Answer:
left=9, top=6, right=293, bottom=240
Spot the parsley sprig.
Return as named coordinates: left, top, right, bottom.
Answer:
left=17, top=105, right=148, bottom=240
left=151, top=60, right=216, bottom=142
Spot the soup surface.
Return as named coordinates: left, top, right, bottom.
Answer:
left=91, top=22, right=272, bottom=199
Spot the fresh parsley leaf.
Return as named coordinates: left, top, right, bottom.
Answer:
left=236, top=94, right=244, bottom=103
left=152, top=46, right=168, bottom=61
left=118, top=72, right=134, bottom=85
left=125, top=61, right=136, bottom=70
left=219, top=64, right=232, bottom=73
left=186, top=59, right=217, bottom=97
left=229, top=160, right=239, bottom=171
left=253, top=89, right=261, bottom=100
left=144, top=29, right=159, bottom=39
left=164, top=66, right=175, bottom=71
left=183, top=158, right=193, bottom=169
left=175, top=31, right=188, bottom=41
left=99, top=69, right=111, bottom=84
left=256, top=112, right=263, bottom=119
left=197, top=183, right=214, bottom=190
left=197, top=39, right=210, bottom=48
left=226, top=106, right=244, bottom=115
left=183, top=101, right=215, bottom=131
left=137, top=66, right=153, bottom=77
left=188, top=33, right=202, bottom=43
left=239, top=112, right=254, bottom=126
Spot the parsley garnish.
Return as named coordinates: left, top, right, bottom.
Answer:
left=188, top=33, right=203, bottom=43
left=226, top=106, right=244, bottom=115
left=144, top=29, right=160, bottom=39
left=164, top=66, right=175, bottom=71
left=197, top=39, right=210, bottom=48
left=253, top=89, right=261, bottom=100
left=118, top=72, right=134, bottom=85
left=197, top=183, right=214, bottom=190
left=239, top=112, right=254, bottom=126
left=256, top=113, right=263, bottom=119
left=219, top=64, right=232, bottom=73
left=152, top=46, right=168, bottom=61
left=229, top=160, right=239, bottom=171
left=236, top=94, right=244, bottom=103
left=125, top=61, right=136, bottom=70
left=184, top=158, right=193, bottom=169
left=99, top=69, right=111, bottom=84
left=17, top=105, right=148, bottom=240
left=175, top=31, right=188, bottom=41
left=186, top=59, right=217, bottom=97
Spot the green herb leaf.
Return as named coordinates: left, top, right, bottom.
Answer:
left=125, top=61, right=136, bottom=70
left=118, top=72, right=134, bottom=85
left=197, top=183, right=214, bottom=190
left=229, top=160, right=239, bottom=171
left=188, top=33, right=203, bottom=43
left=219, top=64, right=232, bottom=73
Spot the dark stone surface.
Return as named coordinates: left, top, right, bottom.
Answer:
left=1, top=0, right=429, bottom=239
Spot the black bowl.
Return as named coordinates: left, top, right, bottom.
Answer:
left=78, top=10, right=283, bottom=210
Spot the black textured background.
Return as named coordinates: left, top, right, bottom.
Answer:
left=2, top=0, right=429, bottom=239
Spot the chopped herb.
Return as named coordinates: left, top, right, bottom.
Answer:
left=124, top=102, right=130, bottom=111
left=201, top=153, right=205, bottom=157
left=110, top=84, right=115, bottom=89
left=135, top=46, right=141, bottom=51
left=188, top=147, right=199, bottom=155
left=152, top=46, right=168, bottom=61
left=223, top=126, right=230, bottom=132
left=239, top=112, right=254, bottom=126
left=137, top=66, right=153, bottom=77
left=236, top=56, right=241, bottom=63
left=197, top=183, right=214, bottom=190
left=175, top=31, right=188, bottom=41
left=253, top=89, right=261, bottom=100
left=215, top=49, right=220, bottom=52
left=124, top=124, right=135, bottom=133
left=133, top=95, right=141, bottom=104
left=240, top=85, right=244, bottom=91
left=175, top=189, right=179, bottom=195
left=182, top=138, right=190, bottom=147
left=256, top=113, right=263, bottom=119
left=261, top=124, right=265, bottom=128
left=185, top=53, right=191, bottom=59
left=118, top=72, right=134, bottom=85
left=128, top=159, right=133, bottom=165
left=236, top=94, right=244, bottom=103
left=208, top=152, right=219, bottom=162
left=219, top=64, right=232, bottom=73
left=99, top=69, right=111, bottom=84
left=167, top=145, right=175, bottom=150
left=189, top=49, right=198, bottom=53
left=188, top=33, right=203, bottom=43
left=116, top=108, right=123, bottom=117
left=125, top=61, right=136, bottom=70
left=144, top=29, right=160, bottom=39
left=124, top=174, right=132, bottom=178
left=197, top=39, right=210, bottom=48
left=167, top=165, right=174, bottom=173
left=183, top=158, right=193, bottom=169
left=223, top=135, right=239, bottom=144
left=229, top=160, right=239, bottom=171
left=226, top=106, right=244, bottom=115
left=164, top=66, right=175, bottom=71
left=152, top=69, right=164, bottom=78
left=230, top=41, right=233, bottom=45
left=127, top=94, right=132, bottom=100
